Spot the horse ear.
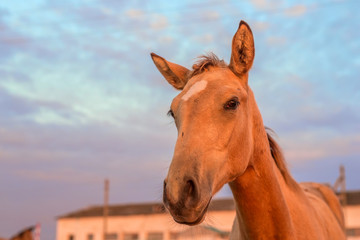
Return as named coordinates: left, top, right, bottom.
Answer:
left=150, top=53, right=190, bottom=90
left=229, top=20, right=255, bottom=77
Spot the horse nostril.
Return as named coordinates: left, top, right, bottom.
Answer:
left=163, top=182, right=169, bottom=207
left=186, top=179, right=197, bottom=200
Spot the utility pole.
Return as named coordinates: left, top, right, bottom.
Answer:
left=103, top=179, right=109, bottom=240
left=333, top=165, right=347, bottom=228
left=333, top=165, right=347, bottom=206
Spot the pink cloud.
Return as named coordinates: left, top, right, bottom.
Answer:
left=281, top=132, right=360, bottom=164
left=284, top=4, right=308, bottom=17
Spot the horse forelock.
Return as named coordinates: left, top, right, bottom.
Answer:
left=190, top=53, right=227, bottom=78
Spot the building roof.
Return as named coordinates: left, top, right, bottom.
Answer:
left=58, top=198, right=235, bottom=219
left=59, top=190, right=360, bottom=219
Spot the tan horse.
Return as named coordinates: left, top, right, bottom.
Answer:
left=10, top=226, right=34, bottom=240
left=151, top=20, right=345, bottom=240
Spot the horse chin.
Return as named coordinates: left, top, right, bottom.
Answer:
left=174, top=213, right=206, bottom=226
left=170, top=198, right=211, bottom=226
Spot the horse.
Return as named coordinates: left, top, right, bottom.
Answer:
left=10, top=226, right=34, bottom=240
left=150, top=20, right=345, bottom=240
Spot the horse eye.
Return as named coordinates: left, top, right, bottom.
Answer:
left=167, top=109, right=175, bottom=118
left=224, top=98, right=240, bottom=110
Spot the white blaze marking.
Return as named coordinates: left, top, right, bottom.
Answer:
left=181, top=80, right=208, bottom=101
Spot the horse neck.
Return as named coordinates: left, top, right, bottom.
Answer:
left=229, top=90, right=296, bottom=239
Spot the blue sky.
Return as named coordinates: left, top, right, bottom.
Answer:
left=0, top=0, right=359, bottom=239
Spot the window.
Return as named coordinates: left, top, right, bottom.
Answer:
left=88, top=234, right=94, bottom=240
left=68, top=234, right=74, bottom=240
left=106, top=233, right=118, bottom=240
left=147, top=232, right=163, bottom=240
left=124, top=233, right=138, bottom=240
left=347, top=228, right=360, bottom=236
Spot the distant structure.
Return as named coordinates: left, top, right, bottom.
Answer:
left=56, top=168, right=360, bottom=240
left=103, top=179, right=109, bottom=240
left=343, top=190, right=360, bottom=239
left=57, top=190, right=360, bottom=240
left=334, top=165, right=347, bottom=206
left=332, top=165, right=360, bottom=239
left=56, top=199, right=235, bottom=240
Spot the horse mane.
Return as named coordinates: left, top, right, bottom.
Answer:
left=190, top=53, right=227, bottom=77
left=266, top=128, right=300, bottom=189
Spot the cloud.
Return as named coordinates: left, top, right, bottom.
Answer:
left=150, top=14, right=169, bottom=30
left=284, top=4, right=308, bottom=17
left=0, top=22, right=31, bottom=61
left=298, top=105, right=360, bottom=130
left=195, top=34, right=214, bottom=44
left=126, top=9, right=145, bottom=20
left=249, top=0, right=283, bottom=10
left=266, top=36, right=287, bottom=46
left=0, top=83, right=88, bottom=126
left=100, top=7, right=114, bottom=16
left=158, top=35, right=174, bottom=44
left=280, top=131, right=360, bottom=164
left=202, top=11, right=220, bottom=21
left=0, top=87, right=37, bottom=118
left=15, top=168, right=102, bottom=183
left=250, top=0, right=269, bottom=9
left=252, top=21, right=270, bottom=32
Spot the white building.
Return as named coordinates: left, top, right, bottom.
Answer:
left=345, top=191, right=360, bottom=240
left=57, top=191, right=360, bottom=240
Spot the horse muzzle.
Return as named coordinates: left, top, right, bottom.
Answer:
left=163, top=177, right=211, bottom=225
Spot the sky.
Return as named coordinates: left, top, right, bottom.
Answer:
left=0, top=0, right=359, bottom=239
